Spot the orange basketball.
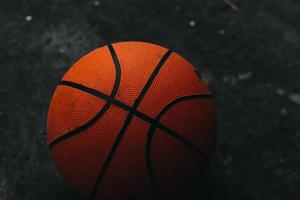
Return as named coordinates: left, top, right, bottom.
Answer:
left=47, top=41, right=217, bottom=200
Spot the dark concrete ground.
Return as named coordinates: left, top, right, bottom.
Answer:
left=0, top=0, right=299, bottom=199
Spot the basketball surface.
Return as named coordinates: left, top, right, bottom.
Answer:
left=47, top=41, right=217, bottom=200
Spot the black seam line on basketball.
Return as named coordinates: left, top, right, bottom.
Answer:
left=89, top=50, right=173, bottom=200
left=48, top=102, right=111, bottom=149
left=59, top=80, right=132, bottom=110
left=132, top=50, right=172, bottom=109
left=155, top=123, right=209, bottom=161
left=58, top=80, right=212, bottom=160
left=89, top=112, right=135, bottom=200
left=156, top=94, right=212, bottom=121
left=107, top=43, right=121, bottom=98
left=145, top=125, right=159, bottom=199
left=48, top=44, right=121, bottom=149
left=153, top=94, right=213, bottom=161
left=144, top=95, right=213, bottom=197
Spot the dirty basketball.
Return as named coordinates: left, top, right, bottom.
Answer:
left=47, top=41, right=217, bottom=199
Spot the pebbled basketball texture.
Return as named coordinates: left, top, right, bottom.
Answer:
left=47, top=41, right=217, bottom=200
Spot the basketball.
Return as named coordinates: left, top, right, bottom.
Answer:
left=47, top=41, right=217, bottom=199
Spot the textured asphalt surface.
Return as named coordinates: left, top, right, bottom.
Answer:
left=0, top=0, right=299, bottom=199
